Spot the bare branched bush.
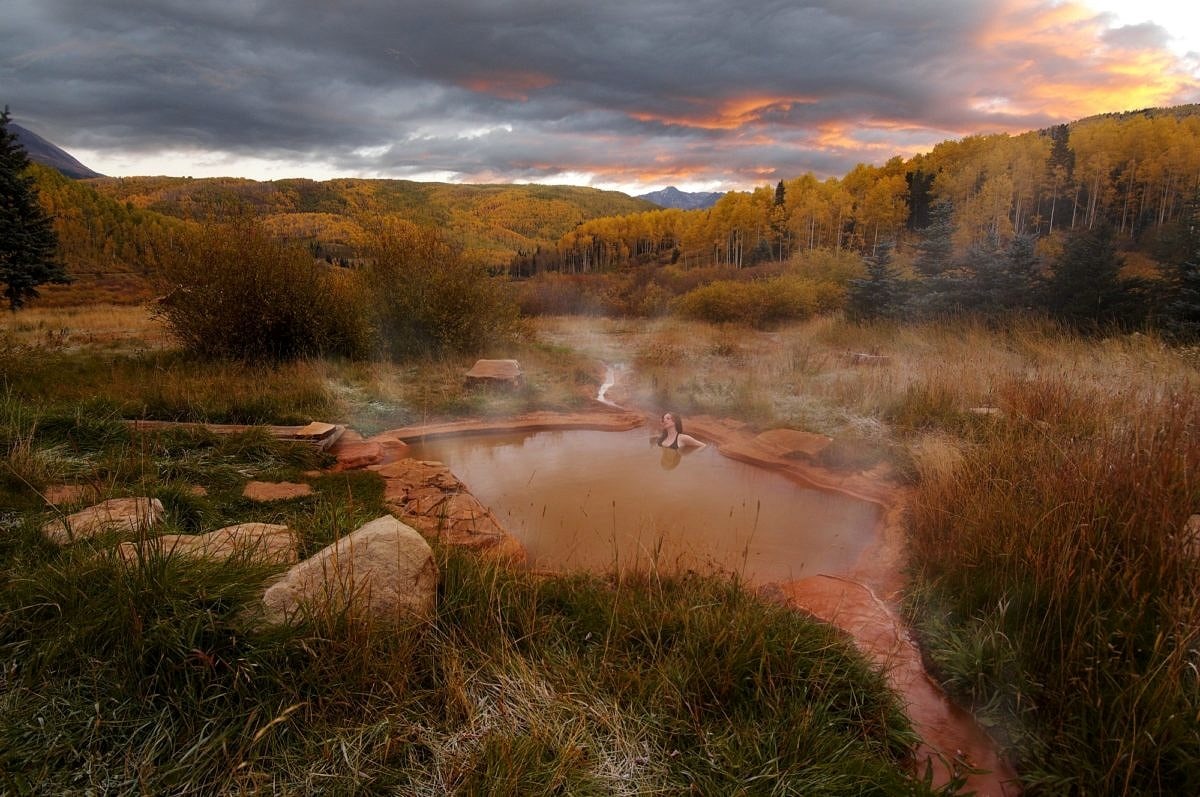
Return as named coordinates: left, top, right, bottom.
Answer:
left=361, top=221, right=518, bottom=358
left=155, top=220, right=372, bottom=360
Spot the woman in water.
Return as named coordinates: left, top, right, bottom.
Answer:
left=657, top=411, right=706, bottom=449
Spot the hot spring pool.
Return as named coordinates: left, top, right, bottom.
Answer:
left=405, top=428, right=881, bottom=583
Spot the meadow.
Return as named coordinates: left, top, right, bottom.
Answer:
left=3, top=301, right=1198, bottom=793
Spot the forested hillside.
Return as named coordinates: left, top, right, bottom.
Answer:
left=530, top=105, right=1200, bottom=274
left=86, top=176, right=655, bottom=267
left=29, top=171, right=655, bottom=304
left=30, top=165, right=192, bottom=304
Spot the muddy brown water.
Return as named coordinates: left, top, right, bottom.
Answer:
left=405, top=427, right=881, bottom=583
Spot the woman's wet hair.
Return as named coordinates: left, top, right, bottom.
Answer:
left=658, top=411, right=685, bottom=445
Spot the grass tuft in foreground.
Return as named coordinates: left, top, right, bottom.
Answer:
left=1, top=543, right=945, bottom=794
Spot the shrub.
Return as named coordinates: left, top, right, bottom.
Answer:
left=155, top=220, right=371, bottom=360
left=361, top=221, right=519, bottom=357
left=673, top=279, right=756, bottom=324
left=788, top=248, right=867, bottom=284
left=673, top=275, right=840, bottom=327
left=515, top=273, right=608, bottom=316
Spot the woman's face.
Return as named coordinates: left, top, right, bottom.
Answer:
left=661, top=412, right=674, bottom=429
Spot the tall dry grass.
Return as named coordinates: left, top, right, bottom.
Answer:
left=537, top=313, right=1198, bottom=444
left=0, top=303, right=167, bottom=350
left=908, top=381, right=1200, bottom=793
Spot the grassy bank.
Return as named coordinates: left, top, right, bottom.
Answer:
left=0, top=401, right=939, bottom=794
left=906, top=383, right=1200, bottom=794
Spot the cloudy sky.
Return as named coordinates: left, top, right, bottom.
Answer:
left=4, top=0, right=1198, bottom=194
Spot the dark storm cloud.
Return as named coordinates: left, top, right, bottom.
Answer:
left=2, top=0, right=1194, bottom=189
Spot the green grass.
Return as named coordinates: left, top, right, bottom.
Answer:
left=0, top=391, right=945, bottom=794
left=0, top=542, right=939, bottom=794
left=0, top=343, right=334, bottom=425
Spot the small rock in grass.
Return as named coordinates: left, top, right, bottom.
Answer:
left=243, top=481, right=313, bottom=502
left=42, top=497, right=164, bottom=545
left=118, top=522, right=296, bottom=566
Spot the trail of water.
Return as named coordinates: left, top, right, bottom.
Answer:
left=596, top=362, right=622, bottom=407
left=779, top=576, right=1020, bottom=796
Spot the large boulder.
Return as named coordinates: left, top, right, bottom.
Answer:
left=42, top=497, right=164, bottom=545
left=118, top=523, right=297, bottom=566
left=261, top=515, right=437, bottom=624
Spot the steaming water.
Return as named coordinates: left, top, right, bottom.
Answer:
left=596, top=363, right=621, bottom=407
left=406, top=428, right=880, bottom=582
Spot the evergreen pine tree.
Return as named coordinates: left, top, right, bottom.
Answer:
left=0, top=108, right=67, bottom=309
left=1003, top=233, right=1041, bottom=311
left=1163, top=246, right=1200, bottom=341
left=910, top=200, right=956, bottom=317
left=960, top=230, right=1005, bottom=316
left=1161, top=191, right=1200, bottom=340
left=847, top=243, right=905, bottom=322
left=913, top=200, right=955, bottom=278
left=1039, top=223, right=1134, bottom=331
left=748, top=236, right=773, bottom=265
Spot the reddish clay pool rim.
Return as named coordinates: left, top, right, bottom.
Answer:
left=381, top=409, right=1019, bottom=795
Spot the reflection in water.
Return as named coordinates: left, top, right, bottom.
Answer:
left=406, top=429, right=880, bottom=584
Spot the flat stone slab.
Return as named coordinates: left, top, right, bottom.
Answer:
left=243, top=481, right=313, bottom=502
left=294, top=421, right=338, bottom=439
left=375, top=458, right=524, bottom=562
left=379, top=410, right=643, bottom=442
left=119, top=522, right=297, bottom=566
left=329, top=440, right=384, bottom=470
left=42, top=497, right=164, bottom=545
left=465, top=359, right=523, bottom=385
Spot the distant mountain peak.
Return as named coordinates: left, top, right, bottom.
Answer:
left=10, top=123, right=104, bottom=179
left=636, top=185, right=724, bottom=210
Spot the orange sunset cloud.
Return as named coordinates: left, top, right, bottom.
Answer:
left=970, top=0, right=1193, bottom=122
left=630, top=95, right=818, bottom=131
left=459, top=71, right=557, bottom=101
